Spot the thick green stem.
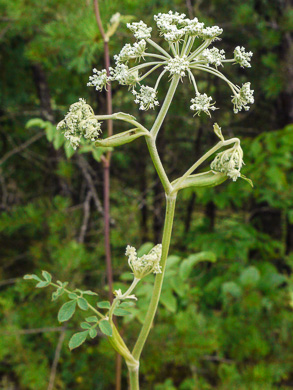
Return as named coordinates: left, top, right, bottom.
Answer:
left=128, top=366, right=139, bottom=390
left=132, top=194, right=177, bottom=361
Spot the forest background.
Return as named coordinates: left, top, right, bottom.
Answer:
left=0, top=0, right=293, bottom=389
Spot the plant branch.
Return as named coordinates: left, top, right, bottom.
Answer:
left=132, top=194, right=177, bottom=360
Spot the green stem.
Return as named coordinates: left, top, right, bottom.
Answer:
left=132, top=194, right=177, bottom=361
left=128, top=366, right=139, bottom=390
left=151, top=74, right=180, bottom=139
left=146, top=137, right=172, bottom=194
left=172, top=138, right=240, bottom=193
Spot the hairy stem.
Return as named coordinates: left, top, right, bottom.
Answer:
left=132, top=194, right=177, bottom=361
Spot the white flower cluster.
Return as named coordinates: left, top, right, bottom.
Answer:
left=132, top=86, right=159, bottom=111
left=200, top=26, right=223, bottom=40
left=210, top=144, right=244, bottom=181
left=232, top=82, right=254, bottom=113
left=165, top=55, right=190, bottom=77
left=154, top=11, right=222, bottom=42
left=87, top=69, right=108, bottom=92
left=126, top=244, right=162, bottom=279
left=109, top=64, right=139, bottom=87
left=234, top=46, right=253, bottom=68
left=114, top=40, right=146, bottom=64
left=190, top=93, right=217, bottom=116
left=200, top=48, right=225, bottom=67
left=127, top=21, right=152, bottom=39
left=57, top=99, right=102, bottom=149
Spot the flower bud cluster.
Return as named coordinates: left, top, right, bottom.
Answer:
left=190, top=93, right=217, bottom=117
left=127, top=21, right=152, bottom=39
left=57, top=99, right=101, bottom=149
left=232, top=82, right=254, bottom=113
left=126, top=244, right=162, bottom=279
left=132, top=86, right=159, bottom=111
left=234, top=46, right=253, bottom=68
left=114, top=40, right=146, bottom=64
left=210, top=144, right=244, bottom=181
left=153, top=11, right=222, bottom=42
left=87, top=69, right=108, bottom=92
left=109, top=64, right=139, bottom=87
left=200, top=48, right=225, bottom=67
left=165, top=55, right=190, bottom=77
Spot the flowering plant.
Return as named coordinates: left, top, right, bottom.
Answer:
left=25, top=11, right=253, bottom=389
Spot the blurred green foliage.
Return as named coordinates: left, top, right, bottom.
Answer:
left=0, top=0, right=293, bottom=389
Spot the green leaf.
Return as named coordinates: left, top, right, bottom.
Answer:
left=97, top=301, right=110, bottom=309
left=26, top=118, right=47, bottom=129
left=91, top=147, right=111, bottom=162
left=68, top=293, right=78, bottom=299
left=53, top=131, right=64, bottom=150
left=137, top=242, right=154, bottom=257
left=36, top=281, right=50, bottom=288
left=64, top=143, right=76, bottom=159
left=240, top=174, right=254, bottom=188
left=86, top=316, right=98, bottom=323
left=98, top=320, right=112, bottom=336
left=52, top=288, right=64, bottom=301
left=80, top=322, right=91, bottom=329
left=82, top=290, right=98, bottom=296
left=160, top=290, right=177, bottom=313
left=45, top=124, right=56, bottom=142
left=69, top=331, right=88, bottom=350
left=23, top=274, right=41, bottom=282
left=58, top=300, right=77, bottom=322
left=179, top=252, right=217, bottom=281
left=77, top=297, right=88, bottom=310
left=42, top=270, right=52, bottom=282
left=113, top=308, right=131, bottom=316
left=119, top=302, right=135, bottom=308
left=239, top=266, right=260, bottom=287
left=89, top=328, right=98, bottom=339
left=222, top=282, right=242, bottom=298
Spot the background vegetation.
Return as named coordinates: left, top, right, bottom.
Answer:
left=0, top=0, right=293, bottom=389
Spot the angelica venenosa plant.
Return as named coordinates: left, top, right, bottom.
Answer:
left=25, top=10, right=254, bottom=390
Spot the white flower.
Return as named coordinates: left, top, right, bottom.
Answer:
left=200, top=48, right=225, bottom=67
left=87, top=69, right=108, bottom=91
left=234, top=46, right=253, bottom=68
left=57, top=99, right=102, bottom=149
left=68, top=135, right=81, bottom=150
left=190, top=93, right=217, bottom=116
left=165, top=55, right=190, bottom=77
left=232, top=82, right=254, bottom=113
left=184, top=20, right=205, bottom=37
left=126, top=244, right=162, bottom=279
left=109, top=64, right=139, bottom=86
left=127, top=21, right=152, bottom=39
left=132, top=85, right=159, bottom=110
left=114, top=40, right=146, bottom=64
left=210, top=144, right=244, bottom=181
left=163, top=25, right=185, bottom=42
left=227, top=169, right=241, bottom=181
left=199, top=26, right=223, bottom=40
left=154, top=11, right=186, bottom=33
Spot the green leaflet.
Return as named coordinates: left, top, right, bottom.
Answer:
left=58, top=300, right=77, bottom=322
left=98, top=320, right=112, bottom=337
left=69, top=331, right=89, bottom=350
left=77, top=297, right=88, bottom=310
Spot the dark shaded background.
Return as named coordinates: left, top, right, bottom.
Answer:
left=0, top=0, right=293, bottom=389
